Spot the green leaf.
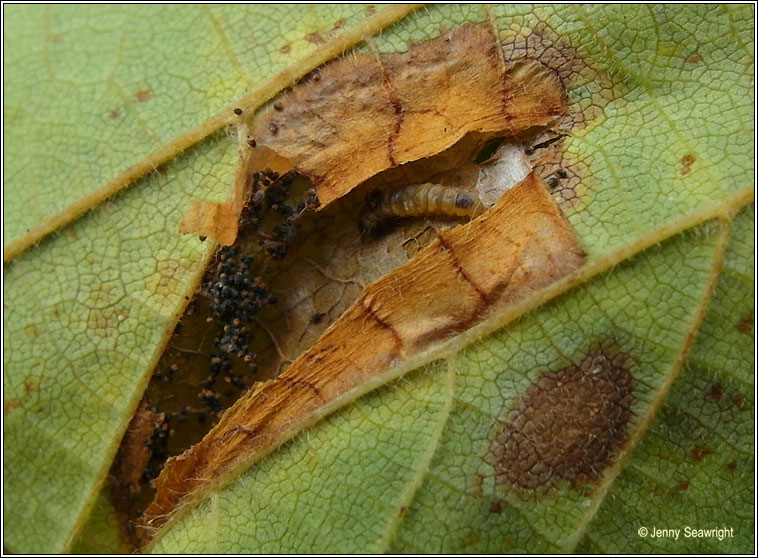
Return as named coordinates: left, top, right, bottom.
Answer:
left=577, top=209, right=754, bottom=554
left=149, top=216, right=750, bottom=553
left=2, top=4, right=384, bottom=251
left=3, top=4, right=753, bottom=554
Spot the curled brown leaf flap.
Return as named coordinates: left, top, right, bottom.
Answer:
left=248, top=23, right=567, bottom=210
left=141, top=172, right=586, bottom=539
left=178, top=146, right=293, bottom=244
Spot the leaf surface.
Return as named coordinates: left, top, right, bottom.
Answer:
left=2, top=3, right=753, bottom=554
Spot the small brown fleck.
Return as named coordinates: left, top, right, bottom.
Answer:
left=489, top=501, right=504, bottom=514
left=273, top=102, right=284, bottom=112
left=134, top=89, right=153, bottom=103
left=705, top=383, right=723, bottom=401
left=279, top=44, right=291, bottom=54
left=691, top=444, right=715, bottom=462
left=333, top=18, right=346, bottom=30
left=675, top=480, right=690, bottom=491
left=725, top=460, right=738, bottom=471
left=490, top=347, right=634, bottom=493
left=397, top=506, right=407, bottom=517
left=24, top=376, right=42, bottom=394
left=736, top=310, right=754, bottom=333
left=4, top=399, right=21, bottom=416
left=305, top=32, right=324, bottom=45
left=731, top=394, right=747, bottom=410
left=268, top=122, right=279, bottom=136
left=680, top=154, right=695, bottom=176
left=109, top=110, right=120, bottom=119
left=685, top=53, right=702, bottom=63
left=473, top=472, right=484, bottom=498
left=234, top=107, right=243, bottom=116
left=247, top=138, right=257, bottom=148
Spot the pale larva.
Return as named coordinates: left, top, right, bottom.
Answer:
left=359, top=183, right=484, bottom=235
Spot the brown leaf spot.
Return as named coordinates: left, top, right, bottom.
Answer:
left=725, top=460, right=738, bottom=471
left=305, top=32, right=324, bottom=45
left=736, top=310, right=754, bottom=334
left=109, top=110, right=121, bottom=119
left=134, top=89, right=153, bottom=103
left=705, top=383, right=723, bottom=401
left=691, top=444, right=715, bottom=462
left=680, top=154, right=695, bottom=176
left=24, top=323, right=38, bottom=338
left=279, top=44, right=291, bottom=54
left=489, top=501, right=504, bottom=514
left=685, top=53, right=702, bottom=63
left=490, top=347, right=634, bottom=494
left=24, top=376, right=42, bottom=394
left=675, top=480, right=690, bottom=491
left=333, top=18, right=346, bottom=31
left=4, top=399, right=21, bottom=416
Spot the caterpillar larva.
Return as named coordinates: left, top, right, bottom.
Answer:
left=359, top=183, right=484, bottom=235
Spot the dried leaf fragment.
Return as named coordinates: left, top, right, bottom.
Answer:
left=141, top=172, right=586, bottom=540
left=249, top=23, right=567, bottom=209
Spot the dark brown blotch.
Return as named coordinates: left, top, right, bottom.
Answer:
left=490, top=347, right=634, bottom=493
left=489, top=501, right=504, bottom=514
left=736, top=310, right=754, bottom=334
left=705, top=383, right=723, bottom=401
left=691, top=444, right=715, bottom=462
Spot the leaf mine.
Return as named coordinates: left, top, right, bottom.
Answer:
left=181, top=23, right=570, bottom=245
left=140, top=172, right=586, bottom=540
left=137, top=18, right=595, bottom=545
